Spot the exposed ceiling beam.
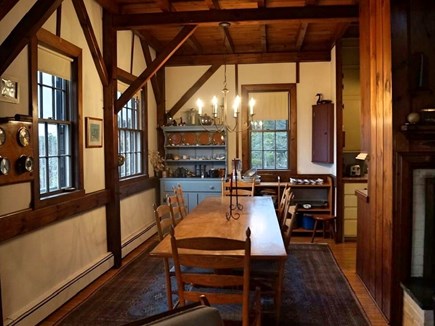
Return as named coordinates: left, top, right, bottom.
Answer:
left=72, top=0, right=109, bottom=86
left=167, top=64, right=221, bottom=118
left=260, top=25, right=267, bottom=52
left=166, top=50, right=331, bottom=66
left=0, top=0, right=18, bottom=21
left=137, top=30, right=164, bottom=53
left=0, top=0, right=63, bottom=76
left=93, top=0, right=120, bottom=13
left=115, top=25, right=197, bottom=113
left=138, top=36, right=162, bottom=103
left=295, top=22, right=308, bottom=51
left=112, top=5, right=358, bottom=29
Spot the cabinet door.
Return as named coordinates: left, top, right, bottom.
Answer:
left=312, top=103, right=334, bottom=163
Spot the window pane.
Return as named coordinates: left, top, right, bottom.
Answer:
left=251, top=151, right=262, bottom=169
left=41, top=72, right=52, bottom=86
left=42, top=87, right=53, bottom=119
left=251, top=132, right=262, bottom=150
left=48, top=157, right=59, bottom=191
left=38, top=123, right=46, bottom=156
left=262, top=121, right=275, bottom=130
left=47, top=124, right=58, bottom=156
left=276, top=132, right=288, bottom=150
left=276, top=120, right=287, bottom=130
left=263, top=132, right=275, bottom=150
left=276, top=151, right=288, bottom=169
left=264, top=150, right=276, bottom=169
left=39, top=158, right=47, bottom=194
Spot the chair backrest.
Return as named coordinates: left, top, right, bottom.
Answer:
left=222, top=179, right=255, bottom=197
left=277, top=186, right=293, bottom=227
left=167, top=194, right=184, bottom=226
left=153, top=203, right=174, bottom=241
left=282, top=203, right=299, bottom=251
left=173, top=184, right=188, bottom=217
left=170, top=227, right=252, bottom=326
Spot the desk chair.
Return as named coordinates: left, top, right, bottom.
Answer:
left=153, top=203, right=176, bottom=310
left=170, top=227, right=261, bottom=326
left=222, top=179, right=255, bottom=197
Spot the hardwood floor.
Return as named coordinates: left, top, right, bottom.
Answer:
left=40, top=235, right=388, bottom=325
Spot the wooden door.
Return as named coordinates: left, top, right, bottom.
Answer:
left=312, top=103, right=334, bottom=163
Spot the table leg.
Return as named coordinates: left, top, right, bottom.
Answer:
left=275, top=259, right=285, bottom=325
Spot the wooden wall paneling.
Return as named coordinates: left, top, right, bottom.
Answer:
left=103, top=11, right=122, bottom=268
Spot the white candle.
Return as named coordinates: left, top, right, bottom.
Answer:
left=196, top=98, right=203, bottom=115
left=233, top=95, right=240, bottom=118
left=212, top=96, right=218, bottom=116
left=249, top=97, right=255, bottom=116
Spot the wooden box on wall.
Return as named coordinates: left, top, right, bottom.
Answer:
left=312, top=103, right=334, bottom=163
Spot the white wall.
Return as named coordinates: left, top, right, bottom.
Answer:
left=166, top=59, right=337, bottom=175
left=0, top=1, right=157, bottom=325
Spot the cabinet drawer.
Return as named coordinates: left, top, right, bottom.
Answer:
left=344, top=207, right=357, bottom=220
left=344, top=194, right=358, bottom=207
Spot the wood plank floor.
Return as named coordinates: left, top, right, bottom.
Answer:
left=40, top=235, right=389, bottom=325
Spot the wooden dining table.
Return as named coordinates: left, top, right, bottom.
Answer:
left=150, top=195, right=288, bottom=321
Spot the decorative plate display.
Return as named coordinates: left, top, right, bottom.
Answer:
left=168, top=133, right=182, bottom=145
left=0, top=156, right=10, bottom=175
left=212, top=131, right=225, bottom=145
left=182, top=132, right=197, bottom=145
left=0, top=127, right=5, bottom=145
left=17, top=126, right=30, bottom=147
left=198, top=132, right=210, bottom=145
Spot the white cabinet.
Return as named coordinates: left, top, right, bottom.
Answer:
left=344, top=182, right=367, bottom=237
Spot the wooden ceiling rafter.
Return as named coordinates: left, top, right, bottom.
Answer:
left=0, top=0, right=63, bottom=76
left=72, top=0, right=110, bottom=86
left=221, top=23, right=235, bottom=54
left=157, top=0, right=173, bottom=12
left=295, top=22, right=308, bottom=51
left=261, top=24, right=268, bottom=52
left=112, top=6, right=359, bottom=29
left=166, top=50, right=330, bottom=66
left=136, top=30, right=165, bottom=52
left=167, top=64, right=221, bottom=118
left=115, top=25, right=197, bottom=112
left=94, top=0, right=120, bottom=13
left=330, top=22, right=351, bottom=48
left=138, top=35, right=162, bottom=103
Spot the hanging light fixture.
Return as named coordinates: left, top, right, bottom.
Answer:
left=196, top=22, right=255, bottom=132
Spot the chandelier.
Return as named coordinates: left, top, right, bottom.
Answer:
left=196, top=22, right=255, bottom=132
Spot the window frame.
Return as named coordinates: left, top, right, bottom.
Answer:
left=241, top=84, right=297, bottom=178
left=117, top=69, right=148, bottom=182
left=33, top=29, right=84, bottom=209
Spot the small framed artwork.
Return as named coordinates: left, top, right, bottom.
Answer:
left=85, top=117, right=103, bottom=148
left=0, top=76, right=19, bottom=103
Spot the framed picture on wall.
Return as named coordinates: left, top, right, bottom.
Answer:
left=85, top=117, right=103, bottom=148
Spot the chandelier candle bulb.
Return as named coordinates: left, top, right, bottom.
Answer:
left=196, top=98, right=203, bottom=115
left=212, top=96, right=218, bottom=117
left=249, top=97, right=256, bottom=116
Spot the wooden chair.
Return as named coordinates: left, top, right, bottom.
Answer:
left=167, top=194, right=184, bottom=226
left=222, top=179, right=255, bottom=197
left=277, top=187, right=294, bottom=229
left=282, top=204, right=299, bottom=251
left=173, top=184, right=188, bottom=217
left=153, top=203, right=176, bottom=310
left=170, top=227, right=261, bottom=326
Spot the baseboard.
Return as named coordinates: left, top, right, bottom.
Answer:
left=5, top=224, right=157, bottom=326
left=121, top=223, right=157, bottom=258
left=5, top=253, right=114, bottom=326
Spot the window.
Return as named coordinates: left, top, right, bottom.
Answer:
left=38, top=72, right=72, bottom=194
left=36, top=40, right=82, bottom=199
left=241, top=84, right=297, bottom=176
left=117, top=80, right=146, bottom=179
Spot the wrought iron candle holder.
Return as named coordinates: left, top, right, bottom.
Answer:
left=226, top=158, right=243, bottom=220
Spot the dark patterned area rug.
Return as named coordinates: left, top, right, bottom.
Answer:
left=56, top=243, right=369, bottom=325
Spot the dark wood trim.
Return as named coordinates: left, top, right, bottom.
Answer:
left=115, top=25, right=197, bottom=113
left=72, top=0, right=109, bottom=86
left=112, top=6, right=359, bottom=29
left=167, top=64, right=221, bottom=119
left=335, top=39, right=344, bottom=242
left=103, top=11, right=122, bottom=267
left=240, top=83, right=297, bottom=179
left=166, top=51, right=331, bottom=66
left=0, top=190, right=110, bottom=244
left=120, top=176, right=160, bottom=199
left=0, top=0, right=62, bottom=76
left=56, top=5, right=62, bottom=37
